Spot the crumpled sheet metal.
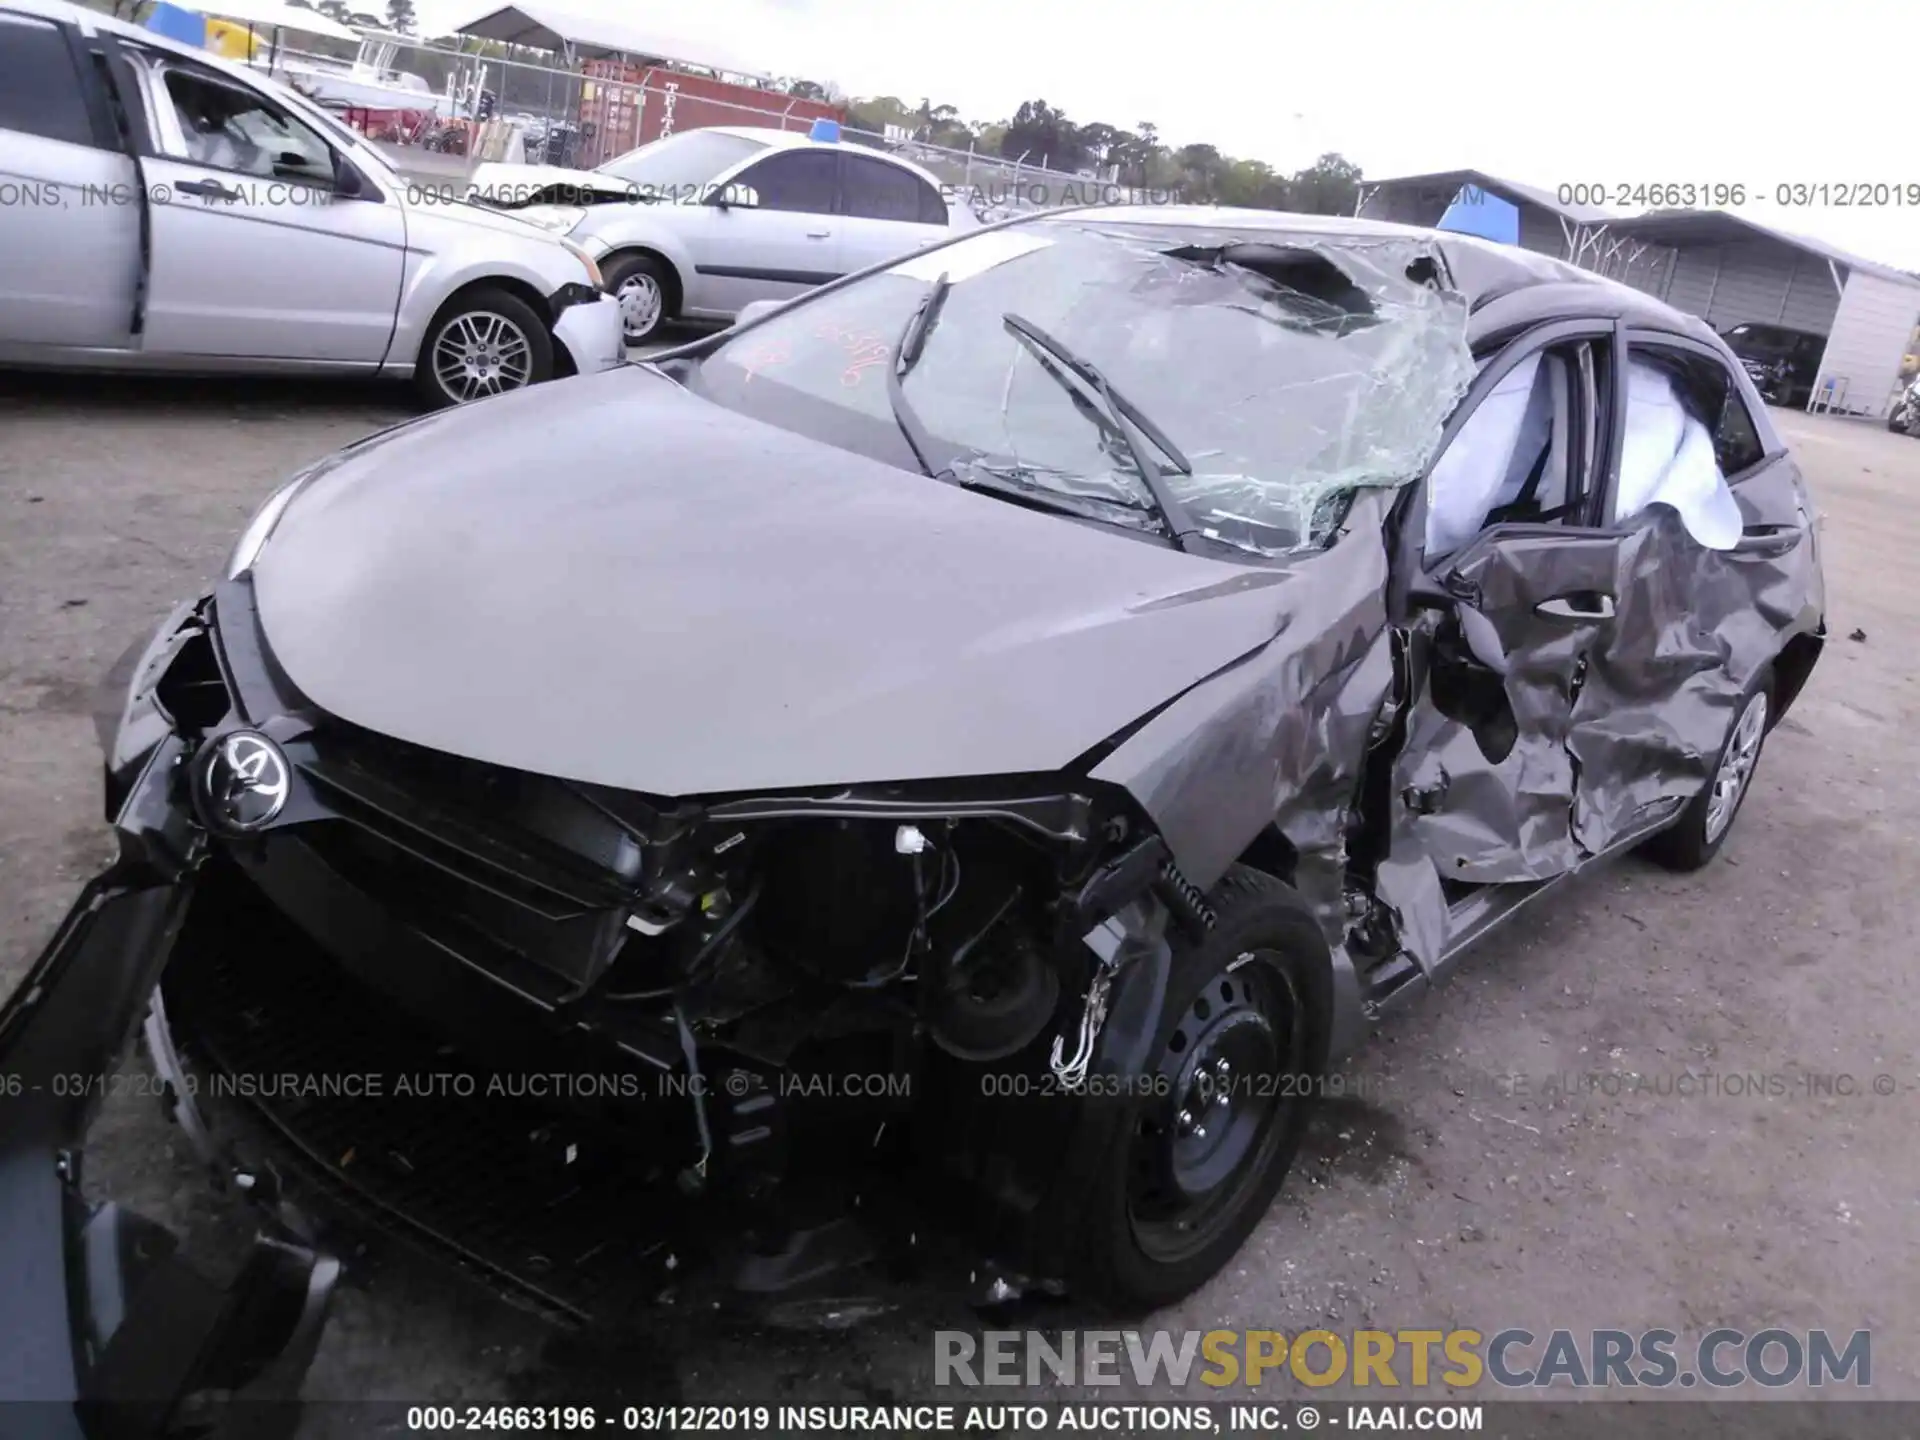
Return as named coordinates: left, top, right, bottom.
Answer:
left=1570, top=473, right=1823, bottom=849
left=1091, top=491, right=1398, bottom=944
left=1376, top=458, right=1822, bottom=970
left=1075, top=227, right=1479, bottom=553
left=1396, top=527, right=1628, bottom=888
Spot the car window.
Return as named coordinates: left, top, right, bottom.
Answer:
left=0, top=12, right=97, bottom=148
left=734, top=149, right=837, bottom=214
left=159, top=66, right=335, bottom=184
left=597, top=129, right=767, bottom=188
left=1423, top=340, right=1603, bottom=560
left=1715, top=384, right=1767, bottom=474
left=1613, top=351, right=1743, bottom=550
left=917, top=175, right=949, bottom=225
left=840, top=154, right=930, bottom=223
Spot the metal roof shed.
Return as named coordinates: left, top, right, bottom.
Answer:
left=451, top=2, right=772, bottom=80
left=1356, top=169, right=1621, bottom=265
left=1608, top=210, right=1920, bottom=417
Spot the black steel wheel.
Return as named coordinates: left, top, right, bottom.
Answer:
left=1125, top=950, right=1305, bottom=1267
left=1055, top=867, right=1330, bottom=1312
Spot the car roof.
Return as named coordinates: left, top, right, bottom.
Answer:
left=1048, top=204, right=1721, bottom=345
left=691, top=125, right=946, bottom=191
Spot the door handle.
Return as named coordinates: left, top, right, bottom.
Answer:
left=175, top=178, right=241, bottom=201
left=804, top=229, right=832, bottom=239
left=1535, top=593, right=1615, bottom=621
left=1733, top=524, right=1800, bottom=558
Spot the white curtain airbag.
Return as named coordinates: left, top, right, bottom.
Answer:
left=1424, top=352, right=1546, bottom=558
left=1614, top=362, right=1742, bottom=551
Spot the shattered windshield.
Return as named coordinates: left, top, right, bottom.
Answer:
left=689, top=219, right=1477, bottom=556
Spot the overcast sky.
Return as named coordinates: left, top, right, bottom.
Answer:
left=420, top=0, right=1916, bottom=269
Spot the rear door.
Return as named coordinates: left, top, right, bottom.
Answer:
left=0, top=9, right=140, bottom=350
left=132, top=53, right=406, bottom=363
left=1569, top=330, right=1815, bottom=849
left=685, top=146, right=842, bottom=314
left=1384, top=322, right=1631, bottom=903
left=835, top=151, right=950, bottom=273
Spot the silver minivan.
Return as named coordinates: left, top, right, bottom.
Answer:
left=0, top=0, right=624, bottom=405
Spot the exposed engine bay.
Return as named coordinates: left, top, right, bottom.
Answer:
left=137, top=581, right=1237, bottom=1322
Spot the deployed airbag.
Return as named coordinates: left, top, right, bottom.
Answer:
left=1423, top=352, right=1549, bottom=557
left=1613, top=361, right=1742, bottom=550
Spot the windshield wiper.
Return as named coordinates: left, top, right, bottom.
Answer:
left=947, top=462, right=1151, bottom=527
left=999, top=312, right=1200, bottom=551
left=885, top=272, right=952, bottom=479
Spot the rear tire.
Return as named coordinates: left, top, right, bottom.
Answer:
left=1057, top=867, right=1330, bottom=1313
left=1641, top=666, right=1774, bottom=872
left=414, top=287, right=553, bottom=409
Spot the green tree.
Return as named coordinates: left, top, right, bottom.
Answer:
left=1174, top=142, right=1225, bottom=199
left=384, top=0, right=416, bottom=32
left=1001, top=99, right=1085, bottom=172
left=1217, top=158, right=1288, bottom=210
left=1110, top=121, right=1164, bottom=187
left=970, top=121, right=1007, bottom=156
left=844, top=95, right=916, bottom=137
left=1288, top=152, right=1363, bottom=216
left=1075, top=121, right=1126, bottom=175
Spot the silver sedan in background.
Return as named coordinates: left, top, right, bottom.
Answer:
left=0, top=0, right=624, bottom=406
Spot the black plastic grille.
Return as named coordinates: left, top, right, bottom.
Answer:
left=289, top=730, right=643, bottom=991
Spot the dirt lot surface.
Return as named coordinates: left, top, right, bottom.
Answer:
left=2, top=366, right=1916, bottom=1427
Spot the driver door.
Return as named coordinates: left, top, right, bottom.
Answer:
left=1384, top=323, right=1629, bottom=910
left=133, top=54, right=405, bottom=363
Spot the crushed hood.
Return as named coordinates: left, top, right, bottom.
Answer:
left=467, top=160, right=660, bottom=209
left=252, top=368, right=1301, bottom=796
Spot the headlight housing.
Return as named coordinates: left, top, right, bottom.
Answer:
left=562, top=237, right=603, bottom=289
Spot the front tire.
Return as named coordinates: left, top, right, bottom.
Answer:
left=605, top=253, right=672, bottom=345
left=1058, top=867, right=1330, bottom=1313
left=1641, top=666, right=1774, bottom=872
left=415, top=287, right=553, bottom=409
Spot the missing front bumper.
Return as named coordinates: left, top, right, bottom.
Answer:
left=0, top=814, right=339, bottom=1435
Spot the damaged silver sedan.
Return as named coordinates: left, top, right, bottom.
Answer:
left=1, top=205, right=1824, bottom=1425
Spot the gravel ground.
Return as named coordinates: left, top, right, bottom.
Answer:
left=2, top=364, right=1916, bottom=1426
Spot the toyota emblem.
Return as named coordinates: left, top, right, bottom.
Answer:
left=202, top=730, right=291, bottom=831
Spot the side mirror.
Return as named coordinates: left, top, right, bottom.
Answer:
left=708, top=183, right=759, bottom=210
left=332, top=160, right=366, bottom=200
